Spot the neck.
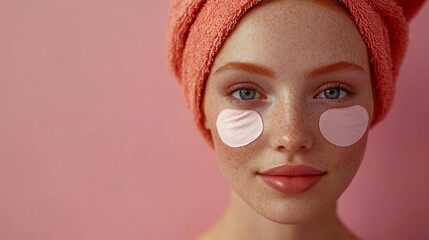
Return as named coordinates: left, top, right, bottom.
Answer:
left=198, top=191, right=357, bottom=240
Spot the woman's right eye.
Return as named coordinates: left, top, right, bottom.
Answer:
left=232, top=89, right=262, bottom=100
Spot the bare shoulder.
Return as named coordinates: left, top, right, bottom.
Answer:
left=194, top=218, right=225, bottom=240
left=195, top=227, right=218, bottom=240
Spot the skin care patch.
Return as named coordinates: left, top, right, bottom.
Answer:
left=216, top=109, right=263, bottom=148
left=319, top=105, right=369, bottom=147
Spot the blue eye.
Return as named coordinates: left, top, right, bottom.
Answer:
left=232, top=89, right=261, bottom=100
left=318, top=87, right=348, bottom=99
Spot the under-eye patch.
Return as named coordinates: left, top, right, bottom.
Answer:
left=319, top=105, right=369, bottom=147
left=216, top=109, right=263, bottom=147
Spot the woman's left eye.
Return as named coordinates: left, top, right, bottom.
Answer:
left=232, top=89, right=262, bottom=100
left=317, top=87, right=348, bottom=99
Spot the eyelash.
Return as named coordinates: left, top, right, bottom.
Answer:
left=225, top=82, right=265, bottom=105
left=315, top=82, right=355, bottom=102
left=224, top=82, right=355, bottom=104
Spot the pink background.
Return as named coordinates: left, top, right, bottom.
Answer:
left=0, top=1, right=428, bottom=239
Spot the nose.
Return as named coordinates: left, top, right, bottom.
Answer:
left=269, top=104, right=314, bottom=154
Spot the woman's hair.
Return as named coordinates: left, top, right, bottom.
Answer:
left=166, top=0, right=425, bottom=145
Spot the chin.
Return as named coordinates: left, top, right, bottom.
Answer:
left=249, top=195, right=333, bottom=225
left=261, top=211, right=320, bottom=225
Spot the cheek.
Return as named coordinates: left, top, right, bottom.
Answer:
left=216, top=109, right=263, bottom=148
left=319, top=105, right=369, bottom=147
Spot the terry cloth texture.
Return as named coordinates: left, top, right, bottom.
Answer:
left=166, top=0, right=426, bottom=145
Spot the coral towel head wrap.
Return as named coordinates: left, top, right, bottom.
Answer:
left=166, top=0, right=426, bottom=145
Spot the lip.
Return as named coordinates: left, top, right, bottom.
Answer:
left=257, top=164, right=327, bottom=195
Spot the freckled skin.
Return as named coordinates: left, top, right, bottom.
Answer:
left=201, top=0, right=374, bottom=239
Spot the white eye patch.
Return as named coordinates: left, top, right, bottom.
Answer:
left=319, top=105, right=369, bottom=147
left=216, top=109, right=263, bottom=148
left=216, top=105, right=369, bottom=148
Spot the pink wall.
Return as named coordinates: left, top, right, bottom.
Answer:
left=0, top=1, right=428, bottom=239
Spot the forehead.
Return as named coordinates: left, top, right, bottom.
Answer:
left=211, top=0, right=369, bottom=77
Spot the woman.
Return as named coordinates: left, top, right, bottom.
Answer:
left=167, top=0, right=425, bottom=239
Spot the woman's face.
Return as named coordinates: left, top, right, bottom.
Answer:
left=202, top=0, right=374, bottom=224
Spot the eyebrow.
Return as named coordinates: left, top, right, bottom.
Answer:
left=305, top=61, right=365, bottom=79
left=213, top=61, right=365, bottom=79
left=213, top=62, right=275, bottom=78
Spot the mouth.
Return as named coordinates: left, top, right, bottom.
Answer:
left=257, top=164, right=327, bottom=195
